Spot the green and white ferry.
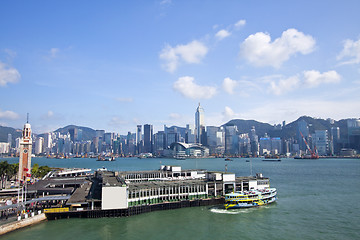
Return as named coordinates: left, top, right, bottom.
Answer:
left=224, top=188, right=277, bottom=209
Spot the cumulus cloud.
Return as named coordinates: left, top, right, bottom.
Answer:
left=269, top=76, right=300, bottom=95
left=223, top=106, right=235, bottom=119
left=0, top=109, right=19, bottom=120
left=303, top=70, right=341, bottom=88
left=337, top=38, right=360, bottom=65
left=173, top=76, right=217, bottom=99
left=160, top=40, right=208, bottom=72
left=234, top=19, right=246, bottom=29
left=0, top=62, right=20, bottom=87
left=222, top=77, right=238, bottom=94
left=215, top=29, right=231, bottom=40
left=267, top=70, right=341, bottom=95
left=240, top=28, right=316, bottom=68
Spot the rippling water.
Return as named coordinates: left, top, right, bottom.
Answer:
left=1, top=157, right=359, bottom=240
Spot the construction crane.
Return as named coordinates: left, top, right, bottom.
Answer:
left=299, top=131, right=319, bottom=159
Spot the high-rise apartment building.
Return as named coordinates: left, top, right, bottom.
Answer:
left=144, top=124, right=153, bottom=153
left=35, top=137, right=44, bottom=155
left=68, top=128, right=78, bottom=142
left=225, top=125, right=237, bottom=155
left=314, top=130, right=329, bottom=156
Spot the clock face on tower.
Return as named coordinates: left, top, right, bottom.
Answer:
left=23, top=149, right=28, bottom=153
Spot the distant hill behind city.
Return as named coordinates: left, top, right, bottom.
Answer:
left=223, top=116, right=349, bottom=141
left=0, top=116, right=355, bottom=142
left=53, top=125, right=97, bottom=141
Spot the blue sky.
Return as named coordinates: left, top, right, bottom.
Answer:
left=0, top=0, right=360, bottom=134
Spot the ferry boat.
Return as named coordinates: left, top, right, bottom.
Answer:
left=224, top=188, right=277, bottom=209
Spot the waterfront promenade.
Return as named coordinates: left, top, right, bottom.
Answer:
left=0, top=212, right=46, bottom=236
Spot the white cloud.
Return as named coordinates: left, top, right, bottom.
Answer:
left=109, top=116, right=129, bottom=126
left=223, top=106, right=235, bottom=119
left=160, top=40, right=208, bottom=72
left=173, top=76, right=217, bottom=99
left=267, top=70, right=341, bottom=95
left=0, top=109, right=19, bottom=120
left=337, top=38, right=360, bottom=65
left=234, top=19, right=246, bottom=29
left=240, top=99, right=360, bottom=125
left=240, top=28, right=316, bottom=68
left=169, top=113, right=181, bottom=120
left=115, top=97, right=133, bottom=103
left=0, top=62, right=20, bottom=87
left=160, top=0, right=172, bottom=5
left=47, top=111, right=54, bottom=118
left=269, top=76, right=300, bottom=95
left=222, top=77, right=238, bottom=94
left=49, top=48, right=59, bottom=58
left=303, top=70, right=341, bottom=88
left=215, top=29, right=231, bottom=40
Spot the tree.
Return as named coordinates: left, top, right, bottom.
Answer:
left=0, top=161, right=12, bottom=189
left=31, top=163, right=40, bottom=178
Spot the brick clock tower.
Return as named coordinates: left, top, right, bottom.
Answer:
left=18, top=121, right=32, bottom=183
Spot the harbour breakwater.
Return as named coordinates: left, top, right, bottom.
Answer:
left=46, top=198, right=224, bottom=220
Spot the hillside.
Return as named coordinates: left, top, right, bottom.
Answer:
left=224, top=116, right=351, bottom=141
left=54, top=125, right=97, bottom=141
left=0, top=125, right=22, bottom=145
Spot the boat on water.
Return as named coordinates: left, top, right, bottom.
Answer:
left=97, top=156, right=116, bottom=161
left=224, top=158, right=233, bottom=161
left=224, top=188, right=277, bottom=209
left=262, top=159, right=281, bottom=162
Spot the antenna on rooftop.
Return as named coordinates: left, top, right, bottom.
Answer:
left=27, top=113, right=29, bottom=123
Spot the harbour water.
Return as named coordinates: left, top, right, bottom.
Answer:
left=1, top=157, right=359, bottom=240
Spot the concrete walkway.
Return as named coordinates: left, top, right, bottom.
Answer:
left=0, top=213, right=47, bottom=236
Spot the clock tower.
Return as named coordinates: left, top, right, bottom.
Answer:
left=18, top=121, right=32, bottom=183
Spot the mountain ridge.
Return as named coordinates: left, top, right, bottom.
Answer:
left=0, top=116, right=357, bottom=142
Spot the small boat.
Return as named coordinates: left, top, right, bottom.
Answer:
left=97, top=156, right=115, bottom=161
left=225, top=158, right=233, bottom=161
left=224, top=188, right=277, bottom=209
left=262, top=159, right=281, bottom=162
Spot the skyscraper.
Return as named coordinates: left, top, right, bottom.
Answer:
left=18, top=121, right=32, bottom=183
left=136, top=125, right=142, bottom=154
left=195, top=103, right=204, bottom=144
left=143, top=124, right=153, bottom=153
left=68, top=128, right=78, bottom=142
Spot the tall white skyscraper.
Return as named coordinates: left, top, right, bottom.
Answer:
left=35, top=137, right=44, bottom=155
left=195, top=103, right=204, bottom=144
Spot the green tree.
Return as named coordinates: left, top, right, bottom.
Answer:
left=0, top=161, right=12, bottom=189
left=31, top=163, right=40, bottom=178
left=38, top=165, right=52, bottom=178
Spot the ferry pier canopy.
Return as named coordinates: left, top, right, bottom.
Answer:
left=17, top=166, right=270, bottom=212
left=98, top=165, right=270, bottom=210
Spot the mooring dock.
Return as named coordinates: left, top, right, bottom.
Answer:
left=22, top=165, right=271, bottom=219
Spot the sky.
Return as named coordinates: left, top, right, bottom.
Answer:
left=0, top=0, right=360, bottom=134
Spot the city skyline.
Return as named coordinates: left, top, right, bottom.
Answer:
left=1, top=1, right=360, bottom=135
